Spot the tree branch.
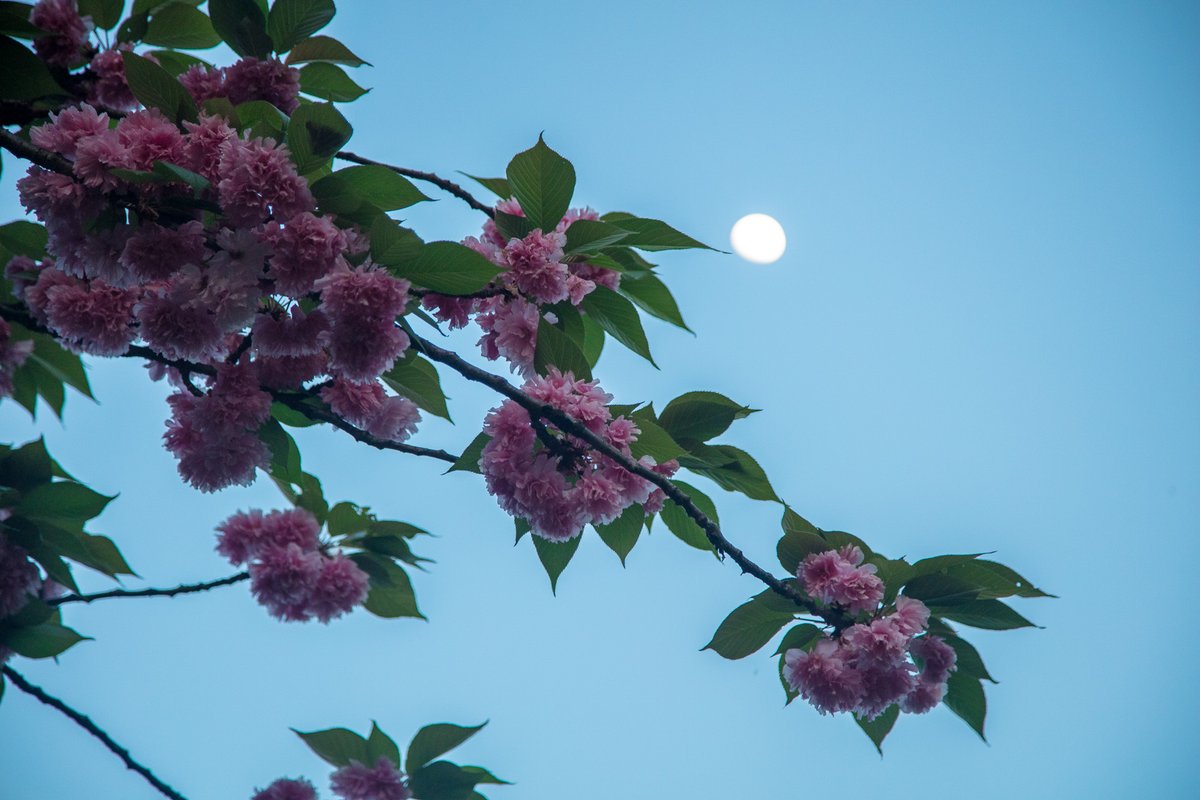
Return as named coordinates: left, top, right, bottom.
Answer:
left=336, top=151, right=494, bottom=217
left=0, top=126, right=72, bottom=173
left=49, top=572, right=249, bottom=606
left=1, top=666, right=190, bottom=800
left=407, top=332, right=836, bottom=620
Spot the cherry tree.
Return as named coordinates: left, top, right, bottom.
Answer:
left=0, top=2, right=1051, bottom=798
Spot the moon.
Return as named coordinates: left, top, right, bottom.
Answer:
left=730, top=213, right=787, bottom=264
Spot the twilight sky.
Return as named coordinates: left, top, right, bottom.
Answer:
left=2, top=2, right=1198, bottom=798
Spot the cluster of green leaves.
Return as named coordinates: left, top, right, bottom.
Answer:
left=260, top=410, right=427, bottom=620
left=466, top=136, right=711, bottom=380
left=0, top=438, right=134, bottom=672
left=702, top=507, right=1052, bottom=751
left=295, top=720, right=507, bottom=800
left=0, top=221, right=95, bottom=420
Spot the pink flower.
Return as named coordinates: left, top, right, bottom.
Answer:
left=136, top=292, right=226, bottom=362
left=909, top=634, right=957, bottom=685
left=254, top=353, right=327, bottom=389
left=30, top=0, right=88, bottom=68
left=22, top=267, right=78, bottom=325
left=120, top=221, right=206, bottom=282
left=179, top=64, right=227, bottom=105
left=249, top=543, right=323, bottom=622
left=258, top=212, right=347, bottom=296
left=856, top=661, right=918, bottom=721
left=900, top=680, right=947, bottom=714
left=88, top=49, right=137, bottom=112
left=889, top=595, right=930, bottom=636
left=799, top=545, right=884, bottom=614
left=224, top=58, right=301, bottom=113
left=252, top=308, right=329, bottom=358
left=0, top=537, right=41, bottom=618
left=117, top=110, right=187, bottom=171
left=218, top=136, right=314, bottom=226
left=215, top=509, right=268, bottom=565
left=783, top=639, right=864, bottom=715
left=330, top=757, right=411, bottom=800
left=252, top=778, right=318, bottom=800
left=420, top=293, right=475, bottom=329
left=182, top=114, right=237, bottom=182
left=307, top=554, right=370, bottom=623
left=30, top=105, right=110, bottom=159
left=319, top=268, right=410, bottom=381
left=841, top=619, right=909, bottom=667
left=73, top=130, right=130, bottom=192
left=320, top=380, right=420, bottom=443
left=43, top=279, right=137, bottom=356
left=501, top=229, right=569, bottom=304
left=476, top=296, right=538, bottom=374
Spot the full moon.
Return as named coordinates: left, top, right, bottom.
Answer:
left=730, top=213, right=787, bottom=264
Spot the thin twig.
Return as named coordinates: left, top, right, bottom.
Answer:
left=336, top=150, right=495, bottom=217
left=50, top=572, right=249, bottom=606
left=407, top=332, right=836, bottom=620
left=1, top=667, right=190, bottom=800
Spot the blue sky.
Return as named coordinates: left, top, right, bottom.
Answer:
left=2, top=1, right=1198, bottom=798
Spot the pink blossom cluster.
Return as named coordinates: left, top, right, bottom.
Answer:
left=422, top=200, right=622, bottom=374
left=799, top=544, right=885, bottom=614
left=480, top=369, right=675, bottom=541
left=0, top=317, right=34, bottom=398
left=783, top=593, right=958, bottom=719
left=30, top=0, right=89, bottom=69
left=216, top=508, right=370, bottom=623
left=180, top=58, right=302, bottom=114
left=15, top=99, right=420, bottom=491
left=0, top=535, right=41, bottom=619
left=254, top=758, right=411, bottom=800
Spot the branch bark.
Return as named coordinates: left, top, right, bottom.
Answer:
left=1, top=667, right=190, bottom=800
left=49, top=572, right=250, bottom=606
left=336, top=150, right=494, bottom=217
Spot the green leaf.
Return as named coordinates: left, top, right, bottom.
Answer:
left=505, top=134, right=575, bottom=232
left=447, top=433, right=489, bottom=475
left=388, top=241, right=501, bottom=295
left=0, top=220, right=48, bottom=258
left=462, top=174, right=509, bottom=199
left=659, top=479, right=718, bottom=552
left=594, top=504, right=643, bottom=565
left=855, top=705, right=899, bottom=754
left=382, top=353, right=451, bottom=421
left=267, top=0, right=334, bottom=52
left=0, top=34, right=67, bottom=101
left=0, top=437, right=53, bottom=490
left=271, top=400, right=319, bottom=427
left=208, top=0, right=273, bottom=58
left=366, top=722, right=401, bottom=768
left=152, top=160, right=210, bottom=192
left=15, top=482, right=113, bottom=525
left=944, top=672, right=987, bottom=741
left=233, top=99, right=287, bottom=138
left=293, top=727, right=370, bottom=768
left=361, top=558, right=424, bottom=619
left=0, top=3, right=44, bottom=38
left=77, top=0, right=125, bottom=29
left=492, top=209, right=532, bottom=241
left=39, top=524, right=136, bottom=578
left=259, top=418, right=303, bottom=484
left=326, top=501, right=366, bottom=536
left=143, top=4, right=220, bottom=49
left=406, top=722, right=486, bottom=773
left=626, top=407, right=686, bottom=463
left=532, top=534, right=580, bottom=594
left=948, top=560, right=1055, bottom=599
left=658, top=391, right=756, bottom=443
left=285, top=34, right=369, bottom=66
left=461, top=766, right=509, bottom=786
left=408, top=761, right=478, bottom=800
left=608, top=216, right=714, bottom=251
left=369, top=216, right=423, bottom=266
left=775, top=528, right=834, bottom=575
left=579, top=313, right=604, bottom=367
left=934, top=599, right=1037, bottom=631
left=703, top=590, right=795, bottom=659
left=1, top=622, right=89, bottom=659
left=534, top=319, right=591, bottom=381
left=121, top=52, right=198, bottom=123
left=618, top=272, right=690, bottom=332
left=580, top=285, right=655, bottom=366
left=147, top=49, right=211, bottom=78
left=772, top=622, right=822, bottom=656
left=902, top=573, right=981, bottom=606
left=299, top=61, right=368, bottom=102
left=563, top=220, right=632, bottom=254
left=681, top=444, right=780, bottom=503
left=781, top=506, right=820, bottom=535
left=942, top=634, right=998, bottom=684
left=286, top=101, right=353, bottom=175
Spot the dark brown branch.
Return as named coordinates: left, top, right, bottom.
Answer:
left=273, top=392, right=458, bottom=464
left=0, top=126, right=72, bottom=173
left=336, top=150, right=494, bottom=217
left=408, top=332, right=834, bottom=619
left=49, top=572, right=249, bottom=606
left=1, top=667, right=190, bottom=800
